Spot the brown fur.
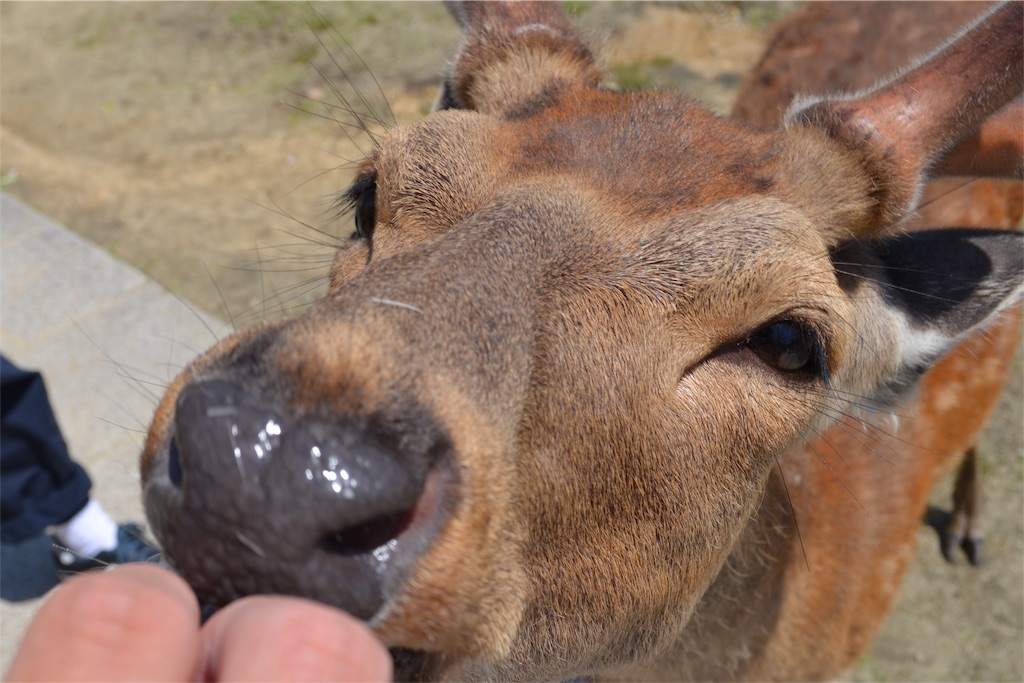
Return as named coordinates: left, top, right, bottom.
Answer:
left=141, top=3, right=1023, bottom=681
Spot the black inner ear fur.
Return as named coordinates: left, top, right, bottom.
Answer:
left=867, top=229, right=1022, bottom=332
left=832, top=229, right=1024, bottom=325
left=830, top=229, right=1022, bottom=406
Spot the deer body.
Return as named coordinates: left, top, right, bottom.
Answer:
left=635, top=4, right=1024, bottom=680
left=141, top=2, right=1023, bottom=681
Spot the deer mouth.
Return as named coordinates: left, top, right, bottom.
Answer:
left=143, top=379, right=456, bottom=622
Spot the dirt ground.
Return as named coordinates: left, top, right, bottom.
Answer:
left=1, top=2, right=1021, bottom=681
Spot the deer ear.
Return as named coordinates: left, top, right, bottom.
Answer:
left=435, top=0, right=602, bottom=115
left=789, top=3, right=1023, bottom=231
left=932, top=100, right=1024, bottom=179
left=837, top=229, right=1023, bottom=395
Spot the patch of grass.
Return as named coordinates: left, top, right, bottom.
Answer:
left=736, top=2, right=791, bottom=29
left=611, top=56, right=675, bottom=90
left=852, top=654, right=890, bottom=683
left=291, top=43, right=318, bottom=65
left=357, top=11, right=380, bottom=26
left=0, top=168, right=20, bottom=189
left=610, top=60, right=652, bottom=90
left=229, top=2, right=289, bottom=31
left=668, top=1, right=796, bottom=28
left=285, top=98, right=321, bottom=126
left=73, top=16, right=112, bottom=49
left=306, top=12, right=334, bottom=33
left=563, top=2, right=592, bottom=18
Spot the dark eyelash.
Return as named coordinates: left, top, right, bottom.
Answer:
left=341, top=172, right=377, bottom=211
left=340, top=172, right=378, bottom=241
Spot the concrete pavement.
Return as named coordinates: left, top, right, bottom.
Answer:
left=0, top=191, right=227, bottom=672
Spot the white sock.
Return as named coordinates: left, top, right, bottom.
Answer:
left=53, top=499, right=120, bottom=557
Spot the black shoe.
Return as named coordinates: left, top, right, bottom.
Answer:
left=52, top=523, right=161, bottom=577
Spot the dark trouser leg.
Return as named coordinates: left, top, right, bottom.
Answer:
left=1, top=356, right=92, bottom=544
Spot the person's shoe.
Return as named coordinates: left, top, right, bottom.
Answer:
left=51, top=523, right=161, bottom=577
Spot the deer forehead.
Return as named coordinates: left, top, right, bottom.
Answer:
left=379, top=89, right=795, bottom=219
left=369, top=82, right=878, bottom=253
left=370, top=103, right=845, bottom=319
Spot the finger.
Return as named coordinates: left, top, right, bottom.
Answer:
left=200, top=596, right=392, bottom=682
left=5, top=564, right=201, bottom=682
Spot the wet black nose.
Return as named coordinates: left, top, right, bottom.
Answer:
left=146, top=379, right=446, bottom=620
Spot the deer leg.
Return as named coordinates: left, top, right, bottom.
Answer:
left=944, top=447, right=983, bottom=566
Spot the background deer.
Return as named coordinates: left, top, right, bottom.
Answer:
left=140, top=2, right=1023, bottom=680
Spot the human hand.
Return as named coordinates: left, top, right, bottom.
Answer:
left=4, top=564, right=392, bottom=682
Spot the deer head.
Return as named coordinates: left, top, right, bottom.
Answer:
left=142, top=2, right=1023, bottom=680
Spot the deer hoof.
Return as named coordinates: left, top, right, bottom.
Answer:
left=941, top=531, right=984, bottom=566
left=941, top=532, right=962, bottom=564
left=962, top=536, right=983, bottom=567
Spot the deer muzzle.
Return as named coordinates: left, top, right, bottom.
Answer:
left=144, top=373, right=454, bottom=622
left=142, top=192, right=562, bottom=659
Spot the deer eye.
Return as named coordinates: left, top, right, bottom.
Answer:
left=747, top=320, right=827, bottom=379
left=353, top=184, right=377, bottom=240
left=344, top=174, right=378, bottom=241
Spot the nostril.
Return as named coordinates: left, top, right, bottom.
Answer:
left=317, top=508, right=415, bottom=557
left=168, top=437, right=183, bottom=487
